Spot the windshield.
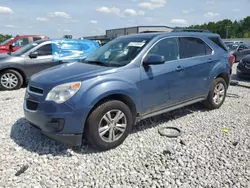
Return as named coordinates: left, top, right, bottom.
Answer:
left=11, top=43, right=39, bottom=56
left=0, top=37, right=14, bottom=45
left=226, top=44, right=239, bottom=51
left=83, top=37, right=152, bottom=67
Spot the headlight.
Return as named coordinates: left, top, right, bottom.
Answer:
left=45, top=82, right=81, bottom=104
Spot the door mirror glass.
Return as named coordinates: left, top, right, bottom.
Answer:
left=143, top=54, right=165, bottom=65
left=29, top=51, right=38, bottom=58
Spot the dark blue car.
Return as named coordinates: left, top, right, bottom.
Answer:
left=23, top=31, right=231, bottom=150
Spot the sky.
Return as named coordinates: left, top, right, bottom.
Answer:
left=0, top=0, right=249, bottom=38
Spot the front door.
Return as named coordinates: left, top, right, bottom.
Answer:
left=24, top=43, right=55, bottom=79
left=139, top=37, right=188, bottom=115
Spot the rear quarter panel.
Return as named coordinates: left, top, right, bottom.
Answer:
left=206, top=44, right=230, bottom=92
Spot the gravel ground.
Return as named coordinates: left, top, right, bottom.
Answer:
left=0, top=65, right=250, bottom=188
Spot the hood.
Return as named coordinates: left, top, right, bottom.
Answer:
left=31, top=61, right=117, bottom=85
left=242, top=54, right=250, bottom=62
left=0, top=53, right=10, bottom=60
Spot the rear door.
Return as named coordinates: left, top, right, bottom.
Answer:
left=178, top=36, right=214, bottom=99
left=24, top=43, right=56, bottom=79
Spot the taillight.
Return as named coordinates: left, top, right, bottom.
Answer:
left=229, top=55, right=235, bottom=66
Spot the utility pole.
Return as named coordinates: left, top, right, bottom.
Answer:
left=225, top=26, right=231, bottom=39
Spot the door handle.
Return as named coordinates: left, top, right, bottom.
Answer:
left=175, top=66, right=184, bottom=72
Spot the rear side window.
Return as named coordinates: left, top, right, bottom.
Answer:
left=179, top=37, right=212, bottom=59
left=208, top=36, right=228, bottom=52
left=13, top=38, right=30, bottom=47
left=33, top=37, right=42, bottom=41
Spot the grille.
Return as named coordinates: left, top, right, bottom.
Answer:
left=29, top=85, right=43, bottom=95
left=26, top=100, right=39, bottom=111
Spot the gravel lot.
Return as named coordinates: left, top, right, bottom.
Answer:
left=0, top=64, right=250, bottom=188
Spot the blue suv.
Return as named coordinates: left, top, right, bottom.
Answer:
left=23, top=31, right=231, bottom=150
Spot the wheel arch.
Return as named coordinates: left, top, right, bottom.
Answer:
left=215, top=72, right=230, bottom=88
left=86, top=93, right=138, bottom=126
left=0, top=67, right=27, bottom=86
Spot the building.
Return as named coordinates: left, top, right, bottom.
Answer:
left=83, top=25, right=173, bottom=44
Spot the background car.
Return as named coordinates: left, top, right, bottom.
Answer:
left=0, top=35, right=48, bottom=53
left=237, top=54, right=250, bottom=78
left=227, top=43, right=250, bottom=62
left=0, top=39, right=99, bottom=90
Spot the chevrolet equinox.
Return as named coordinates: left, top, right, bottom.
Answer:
left=23, top=31, right=231, bottom=150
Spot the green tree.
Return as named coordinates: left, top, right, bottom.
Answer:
left=183, top=16, right=250, bottom=39
left=0, top=34, right=12, bottom=43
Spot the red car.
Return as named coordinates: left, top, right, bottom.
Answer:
left=0, top=35, right=48, bottom=53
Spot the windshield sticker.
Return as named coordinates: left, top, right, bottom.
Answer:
left=128, top=42, right=145, bottom=47
left=32, top=43, right=38, bottom=46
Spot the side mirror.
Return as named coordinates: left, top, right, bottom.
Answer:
left=29, top=51, right=38, bottom=58
left=143, top=54, right=165, bottom=65
left=9, top=44, right=14, bottom=51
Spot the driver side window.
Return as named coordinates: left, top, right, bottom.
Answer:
left=13, top=38, right=29, bottom=47
left=148, top=37, right=180, bottom=62
left=34, top=44, right=52, bottom=56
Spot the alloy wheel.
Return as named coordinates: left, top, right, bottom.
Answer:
left=0, top=73, right=18, bottom=89
left=98, top=110, right=127, bottom=143
left=213, top=83, right=225, bottom=105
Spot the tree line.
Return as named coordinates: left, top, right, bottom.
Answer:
left=185, top=16, right=250, bottom=39
left=0, top=34, right=12, bottom=43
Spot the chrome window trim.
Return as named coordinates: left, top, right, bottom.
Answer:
left=140, top=35, right=215, bottom=66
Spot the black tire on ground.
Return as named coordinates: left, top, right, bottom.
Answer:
left=0, top=69, right=23, bottom=90
left=84, top=100, right=133, bottom=150
left=203, top=77, right=227, bottom=110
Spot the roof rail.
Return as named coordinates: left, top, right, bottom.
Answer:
left=172, top=29, right=212, bottom=33
left=139, top=31, right=165, bottom=33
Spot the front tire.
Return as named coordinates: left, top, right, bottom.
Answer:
left=0, top=69, right=23, bottom=90
left=203, top=77, right=227, bottom=110
left=84, top=100, right=133, bottom=150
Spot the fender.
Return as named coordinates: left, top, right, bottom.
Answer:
left=0, top=64, right=27, bottom=83
left=69, top=78, right=142, bottom=113
left=85, top=80, right=140, bottom=109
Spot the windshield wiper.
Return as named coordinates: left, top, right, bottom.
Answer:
left=82, top=60, right=109, bottom=67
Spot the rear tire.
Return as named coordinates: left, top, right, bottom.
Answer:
left=0, top=69, right=23, bottom=90
left=84, top=100, right=133, bottom=150
left=203, top=77, right=227, bottom=110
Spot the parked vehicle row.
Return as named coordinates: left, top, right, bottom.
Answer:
left=237, top=54, right=250, bottom=78
left=0, top=35, right=48, bottom=53
left=226, top=42, right=250, bottom=63
left=23, top=31, right=231, bottom=150
left=0, top=39, right=99, bottom=90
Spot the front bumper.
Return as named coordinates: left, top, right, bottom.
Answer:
left=23, top=88, right=91, bottom=147
left=29, top=121, right=82, bottom=146
left=24, top=108, right=84, bottom=147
